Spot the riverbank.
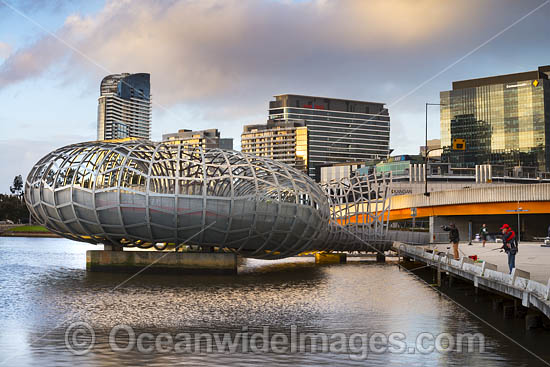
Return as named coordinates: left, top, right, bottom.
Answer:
left=0, top=225, right=61, bottom=238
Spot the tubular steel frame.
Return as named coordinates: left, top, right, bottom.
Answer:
left=25, top=140, right=392, bottom=259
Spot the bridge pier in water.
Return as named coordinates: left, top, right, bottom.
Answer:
left=86, top=249, right=238, bottom=274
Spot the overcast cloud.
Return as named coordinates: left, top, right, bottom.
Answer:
left=1, top=0, right=550, bottom=193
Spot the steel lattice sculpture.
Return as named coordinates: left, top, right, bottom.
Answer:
left=321, top=173, right=392, bottom=252
left=25, top=140, right=392, bottom=259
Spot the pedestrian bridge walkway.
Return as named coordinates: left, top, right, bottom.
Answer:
left=425, top=240, right=550, bottom=283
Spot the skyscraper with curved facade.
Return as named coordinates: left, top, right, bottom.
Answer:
left=97, top=73, right=152, bottom=140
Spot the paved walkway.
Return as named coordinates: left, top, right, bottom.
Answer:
left=424, top=240, right=550, bottom=283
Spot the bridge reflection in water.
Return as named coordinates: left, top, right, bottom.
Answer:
left=25, top=140, right=393, bottom=259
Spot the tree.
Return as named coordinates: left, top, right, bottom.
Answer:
left=0, top=194, right=29, bottom=223
left=9, top=175, right=24, bottom=199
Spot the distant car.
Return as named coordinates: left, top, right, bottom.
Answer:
left=0, top=220, right=14, bottom=225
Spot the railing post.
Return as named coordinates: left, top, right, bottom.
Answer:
left=437, top=256, right=442, bottom=287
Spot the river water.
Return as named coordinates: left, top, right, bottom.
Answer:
left=0, top=237, right=549, bottom=366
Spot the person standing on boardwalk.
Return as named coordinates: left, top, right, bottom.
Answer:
left=500, top=224, right=518, bottom=274
left=441, top=223, right=460, bottom=260
left=480, top=224, right=489, bottom=247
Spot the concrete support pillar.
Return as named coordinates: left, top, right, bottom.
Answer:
left=86, top=250, right=237, bottom=274
left=429, top=216, right=434, bottom=244
left=503, top=303, right=515, bottom=319
left=492, top=298, right=504, bottom=311
left=376, top=253, right=386, bottom=263
left=103, top=244, right=123, bottom=251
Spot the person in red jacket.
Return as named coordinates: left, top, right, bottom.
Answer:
left=500, top=224, right=518, bottom=274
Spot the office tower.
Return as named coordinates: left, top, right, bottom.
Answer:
left=241, top=120, right=308, bottom=173
left=242, top=94, right=390, bottom=180
left=97, top=73, right=152, bottom=140
left=441, top=65, right=550, bottom=172
left=162, top=128, right=233, bottom=150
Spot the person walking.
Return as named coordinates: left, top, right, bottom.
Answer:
left=441, top=223, right=460, bottom=260
left=500, top=224, right=518, bottom=274
left=480, top=224, right=489, bottom=247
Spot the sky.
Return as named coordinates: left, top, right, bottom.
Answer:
left=1, top=0, right=550, bottom=193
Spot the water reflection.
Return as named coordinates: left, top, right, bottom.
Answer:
left=0, top=237, right=549, bottom=366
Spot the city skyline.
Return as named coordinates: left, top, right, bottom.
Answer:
left=2, top=0, right=550, bottom=193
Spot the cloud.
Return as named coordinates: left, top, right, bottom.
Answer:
left=0, top=0, right=486, bottom=105
left=1, top=0, right=549, bottom=164
left=0, top=42, right=11, bottom=59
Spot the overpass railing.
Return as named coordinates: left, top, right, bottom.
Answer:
left=391, top=183, right=550, bottom=210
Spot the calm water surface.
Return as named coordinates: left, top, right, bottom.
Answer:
left=0, top=237, right=549, bottom=366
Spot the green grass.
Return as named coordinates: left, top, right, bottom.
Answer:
left=8, top=225, right=50, bottom=233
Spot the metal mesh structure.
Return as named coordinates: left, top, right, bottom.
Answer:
left=25, top=140, right=392, bottom=259
left=321, top=173, right=392, bottom=252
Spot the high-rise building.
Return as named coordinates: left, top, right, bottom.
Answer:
left=97, top=73, right=152, bottom=140
left=441, top=65, right=550, bottom=172
left=241, top=120, right=308, bottom=173
left=242, top=94, right=390, bottom=180
left=162, top=128, right=233, bottom=150
left=420, top=139, right=441, bottom=159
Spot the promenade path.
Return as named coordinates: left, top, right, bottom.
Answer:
left=424, top=240, right=550, bottom=283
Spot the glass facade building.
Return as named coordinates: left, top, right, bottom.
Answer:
left=267, top=94, right=390, bottom=180
left=441, top=66, right=550, bottom=172
left=97, top=73, right=152, bottom=141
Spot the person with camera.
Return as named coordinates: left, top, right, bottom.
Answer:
left=441, top=223, right=460, bottom=260
left=500, top=224, right=518, bottom=274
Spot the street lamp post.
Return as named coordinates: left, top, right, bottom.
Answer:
left=424, top=103, right=443, bottom=197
